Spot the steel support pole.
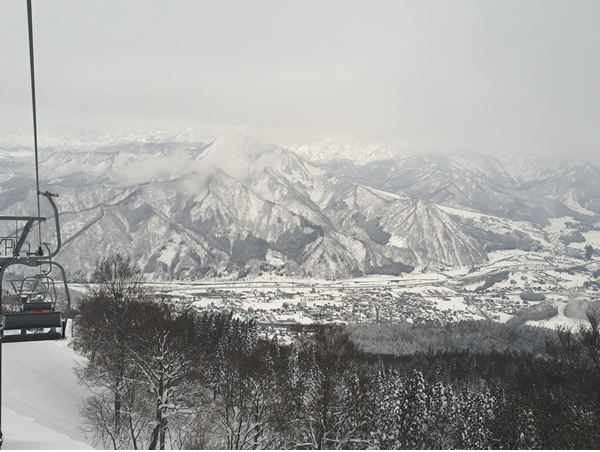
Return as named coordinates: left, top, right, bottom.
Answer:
left=0, top=264, right=4, bottom=448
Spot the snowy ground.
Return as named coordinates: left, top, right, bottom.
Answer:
left=526, top=301, right=588, bottom=331
left=1, top=329, right=94, bottom=450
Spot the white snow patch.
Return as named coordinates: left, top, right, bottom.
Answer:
left=388, top=234, right=407, bottom=248
left=3, top=408, right=93, bottom=450
left=265, top=249, right=286, bottom=266
left=158, top=243, right=179, bottom=265
left=526, top=301, right=587, bottom=330
left=2, top=336, right=94, bottom=449
left=559, top=189, right=597, bottom=216
left=545, top=216, right=569, bottom=230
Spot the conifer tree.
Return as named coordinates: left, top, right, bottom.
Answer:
left=456, top=387, right=495, bottom=449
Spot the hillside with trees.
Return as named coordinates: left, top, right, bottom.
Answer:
left=73, top=254, right=600, bottom=449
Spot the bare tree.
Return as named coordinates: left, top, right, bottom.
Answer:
left=579, top=309, right=600, bottom=375
left=80, top=383, right=149, bottom=450
left=75, top=254, right=157, bottom=448
left=547, top=309, right=600, bottom=376
left=77, top=255, right=208, bottom=449
left=290, top=325, right=373, bottom=449
left=214, top=345, right=279, bottom=449
left=75, top=254, right=149, bottom=448
left=126, top=302, right=204, bottom=450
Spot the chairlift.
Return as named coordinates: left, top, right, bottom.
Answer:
left=11, top=269, right=57, bottom=312
left=0, top=192, right=72, bottom=343
left=0, top=1, right=76, bottom=446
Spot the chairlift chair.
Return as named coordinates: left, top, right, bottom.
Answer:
left=0, top=192, right=71, bottom=343
left=11, top=271, right=57, bottom=312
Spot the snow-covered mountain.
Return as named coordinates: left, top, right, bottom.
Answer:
left=0, top=127, right=213, bottom=154
left=288, top=138, right=405, bottom=164
left=0, top=133, right=486, bottom=281
left=311, top=147, right=600, bottom=227
left=500, top=155, right=600, bottom=217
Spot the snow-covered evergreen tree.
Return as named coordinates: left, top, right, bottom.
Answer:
left=425, top=381, right=458, bottom=449
left=456, top=387, right=496, bottom=450
left=373, top=369, right=431, bottom=449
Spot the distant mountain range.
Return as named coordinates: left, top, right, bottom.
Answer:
left=1, top=132, right=598, bottom=281
left=305, top=146, right=600, bottom=227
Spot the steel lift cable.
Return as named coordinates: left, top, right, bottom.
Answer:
left=27, top=0, right=44, bottom=254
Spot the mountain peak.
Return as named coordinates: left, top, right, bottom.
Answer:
left=287, top=139, right=406, bottom=164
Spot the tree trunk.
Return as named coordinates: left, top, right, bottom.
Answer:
left=160, top=416, right=167, bottom=450
left=149, top=421, right=160, bottom=450
left=114, top=389, right=121, bottom=436
left=149, top=377, right=166, bottom=450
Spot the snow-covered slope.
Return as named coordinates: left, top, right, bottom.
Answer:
left=500, top=155, right=600, bottom=217
left=2, top=339, right=93, bottom=449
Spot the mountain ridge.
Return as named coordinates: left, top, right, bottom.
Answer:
left=6, top=133, right=598, bottom=282
left=0, top=133, right=488, bottom=281
left=311, top=146, right=600, bottom=227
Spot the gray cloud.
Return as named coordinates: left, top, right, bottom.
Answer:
left=1, top=0, right=599, bottom=164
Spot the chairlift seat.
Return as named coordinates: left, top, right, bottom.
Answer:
left=4, top=311, right=64, bottom=329
left=1, top=312, right=66, bottom=343
left=21, top=302, right=53, bottom=312
left=1, top=193, right=71, bottom=344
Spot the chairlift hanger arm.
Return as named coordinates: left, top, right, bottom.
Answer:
left=0, top=192, right=61, bottom=259
left=0, top=216, right=45, bottom=263
left=15, top=218, right=37, bottom=257
left=38, top=191, right=62, bottom=259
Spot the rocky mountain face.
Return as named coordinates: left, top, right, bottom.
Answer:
left=0, top=134, right=486, bottom=281
left=314, top=148, right=600, bottom=227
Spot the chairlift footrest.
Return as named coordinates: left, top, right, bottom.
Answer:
left=2, top=329, right=64, bottom=343
left=3, top=311, right=65, bottom=330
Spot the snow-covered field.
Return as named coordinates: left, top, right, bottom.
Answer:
left=1, top=330, right=93, bottom=450
left=148, top=246, right=599, bottom=330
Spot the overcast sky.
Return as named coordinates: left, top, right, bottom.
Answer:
left=1, top=0, right=599, bottom=163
